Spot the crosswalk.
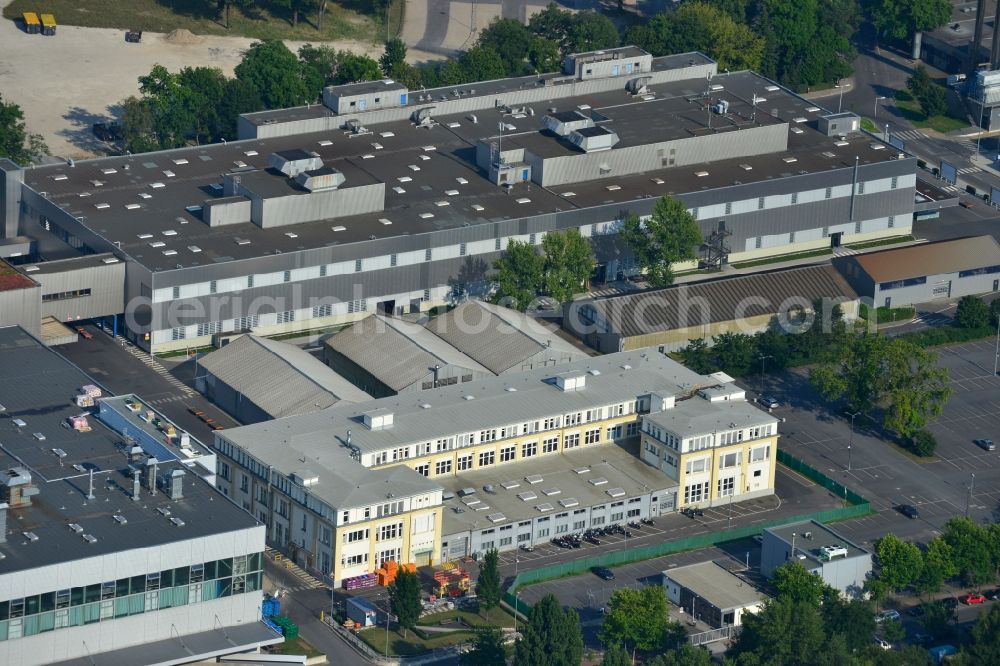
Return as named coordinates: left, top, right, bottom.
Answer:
left=891, top=129, right=928, bottom=142
left=957, top=166, right=982, bottom=175
left=832, top=247, right=857, bottom=256
left=116, top=336, right=195, bottom=397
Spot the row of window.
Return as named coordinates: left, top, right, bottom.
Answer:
left=42, top=288, right=91, bottom=302
left=370, top=403, right=636, bottom=465
left=0, top=573, right=262, bottom=642
left=0, top=554, right=262, bottom=621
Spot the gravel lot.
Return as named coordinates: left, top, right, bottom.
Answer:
left=0, top=9, right=440, bottom=159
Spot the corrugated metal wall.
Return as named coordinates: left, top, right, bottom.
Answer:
left=37, top=261, right=126, bottom=321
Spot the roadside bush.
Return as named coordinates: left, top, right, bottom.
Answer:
left=990, top=298, right=1000, bottom=326
left=955, top=295, right=990, bottom=329
left=908, top=429, right=937, bottom=457
left=898, top=325, right=995, bottom=347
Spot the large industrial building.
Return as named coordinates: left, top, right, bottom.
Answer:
left=564, top=264, right=859, bottom=353
left=211, top=349, right=778, bottom=586
left=0, top=47, right=920, bottom=352
left=0, top=326, right=278, bottom=665
left=833, top=235, right=1000, bottom=308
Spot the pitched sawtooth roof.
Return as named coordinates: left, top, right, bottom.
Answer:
left=198, top=334, right=370, bottom=418
left=850, top=235, right=1000, bottom=283
left=426, top=301, right=587, bottom=374
left=325, top=314, right=490, bottom=392
left=589, top=264, right=858, bottom=339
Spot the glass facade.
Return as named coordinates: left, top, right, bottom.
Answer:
left=0, top=552, right=263, bottom=642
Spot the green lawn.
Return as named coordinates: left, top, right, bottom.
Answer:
left=417, top=606, right=516, bottom=629
left=357, top=626, right=475, bottom=657
left=730, top=248, right=832, bottom=270
left=844, top=235, right=914, bottom=250
left=3, top=0, right=388, bottom=42
left=892, top=89, right=970, bottom=134
left=860, top=117, right=877, bottom=132
left=269, top=636, right=323, bottom=658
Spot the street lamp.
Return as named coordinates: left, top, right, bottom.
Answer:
left=844, top=410, right=861, bottom=472
left=513, top=555, right=519, bottom=644
left=757, top=354, right=773, bottom=401
left=874, top=95, right=887, bottom=123
left=835, top=80, right=851, bottom=113
left=966, top=472, right=977, bottom=517
left=993, top=314, right=999, bottom=376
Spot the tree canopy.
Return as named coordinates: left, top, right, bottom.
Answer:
left=810, top=333, right=951, bottom=438
left=235, top=40, right=311, bottom=109
left=476, top=548, right=502, bottom=612
left=620, top=195, right=703, bottom=288
left=868, top=0, right=952, bottom=42
left=542, top=229, right=595, bottom=303
left=388, top=569, right=422, bottom=635
left=460, top=627, right=506, bottom=666
left=515, top=594, right=583, bottom=666
left=492, top=239, right=545, bottom=311
left=0, top=95, right=48, bottom=164
left=875, top=533, right=923, bottom=592
left=955, top=295, right=991, bottom=329
left=599, top=586, right=675, bottom=652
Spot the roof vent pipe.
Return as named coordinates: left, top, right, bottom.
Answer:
left=131, top=468, right=141, bottom=501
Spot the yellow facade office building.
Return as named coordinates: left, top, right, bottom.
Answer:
left=212, top=349, right=779, bottom=585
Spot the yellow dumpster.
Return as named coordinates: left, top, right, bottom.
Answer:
left=40, top=13, right=56, bottom=36
left=22, top=12, right=40, bottom=34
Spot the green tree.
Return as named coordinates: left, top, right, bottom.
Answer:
left=529, top=3, right=575, bottom=52
left=821, top=596, right=876, bottom=653
left=380, top=38, right=408, bottom=76
left=880, top=618, right=906, bottom=643
left=476, top=17, right=536, bottom=76
left=601, top=643, right=631, bottom=666
left=917, top=537, right=958, bottom=595
left=710, top=331, right=758, bottom=377
left=272, top=0, right=315, bottom=28
left=460, top=627, right=506, bottom=666
left=917, top=84, right=947, bottom=118
left=943, top=517, right=995, bottom=586
left=620, top=195, right=703, bottom=288
left=492, top=239, right=544, bottom=311
left=955, top=296, right=991, bottom=329
left=599, top=586, right=672, bottom=652
left=0, top=94, right=47, bottom=164
left=119, top=96, right=159, bottom=154
left=965, top=604, right=1000, bottom=663
left=990, top=298, right=1000, bottom=326
left=680, top=338, right=719, bottom=375
left=627, top=3, right=764, bottom=71
left=177, top=66, right=228, bottom=142
left=235, top=40, right=310, bottom=109
left=460, top=46, right=508, bottom=82
left=334, top=53, right=382, bottom=85
left=919, top=600, right=956, bottom=640
left=566, top=11, right=620, bottom=54
left=810, top=333, right=951, bottom=438
left=727, top=596, right=825, bottom=665
left=299, top=43, right=341, bottom=98
left=542, top=229, right=595, bottom=303
left=876, top=534, right=923, bottom=592
left=906, top=64, right=933, bottom=99
left=388, top=569, right=422, bottom=636
left=772, top=561, right=832, bottom=607
left=528, top=37, right=562, bottom=74
left=515, top=594, right=583, bottom=666
left=476, top=548, right=501, bottom=612
left=648, top=644, right=713, bottom=666
left=217, top=78, right=263, bottom=139
left=869, top=0, right=952, bottom=42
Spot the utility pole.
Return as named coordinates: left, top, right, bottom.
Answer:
left=966, top=472, right=977, bottom=517
left=993, top=314, right=999, bottom=376
left=845, top=411, right=861, bottom=472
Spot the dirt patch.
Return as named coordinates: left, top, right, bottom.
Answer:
left=163, top=28, right=205, bottom=45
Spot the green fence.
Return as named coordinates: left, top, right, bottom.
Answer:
left=503, top=452, right=871, bottom=613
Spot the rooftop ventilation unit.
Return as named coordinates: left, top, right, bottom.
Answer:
left=294, top=167, right=345, bottom=192
left=819, top=544, right=849, bottom=560
left=412, top=107, right=436, bottom=127
left=542, top=110, right=593, bottom=136
left=3, top=467, right=39, bottom=508
left=567, top=126, right=620, bottom=153
left=362, top=408, right=393, bottom=430
left=268, top=149, right=324, bottom=178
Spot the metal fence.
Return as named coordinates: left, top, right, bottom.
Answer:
left=689, top=625, right=740, bottom=646
left=503, top=452, right=871, bottom=612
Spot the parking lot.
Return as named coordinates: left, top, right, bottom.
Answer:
left=763, top=339, right=1000, bottom=550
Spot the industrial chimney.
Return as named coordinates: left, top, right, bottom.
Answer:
left=972, top=0, right=988, bottom=70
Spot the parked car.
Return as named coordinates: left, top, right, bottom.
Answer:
left=759, top=395, right=780, bottom=409
left=941, top=597, right=959, bottom=610
left=986, top=588, right=1000, bottom=601
left=963, top=593, right=986, bottom=605
left=974, top=438, right=996, bottom=452
left=876, top=609, right=900, bottom=623
left=592, top=566, right=615, bottom=581
left=753, top=535, right=764, bottom=545
left=519, top=544, right=535, bottom=553
left=896, top=504, right=919, bottom=519
left=873, top=636, right=891, bottom=650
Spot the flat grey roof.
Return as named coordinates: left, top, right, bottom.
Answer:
left=584, top=264, right=858, bottom=338
left=643, top=396, right=776, bottom=437
left=326, top=79, right=408, bottom=97
left=663, top=561, right=766, bottom=610
left=47, top=621, right=282, bottom=666
left=19, top=252, right=121, bottom=275
left=0, top=326, right=258, bottom=574
left=439, top=440, right=673, bottom=535
left=22, top=69, right=900, bottom=273
left=219, top=349, right=711, bottom=458
left=765, top=519, right=869, bottom=566
left=198, top=334, right=371, bottom=418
